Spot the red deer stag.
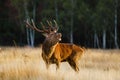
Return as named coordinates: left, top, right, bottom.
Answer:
left=25, top=19, right=85, bottom=72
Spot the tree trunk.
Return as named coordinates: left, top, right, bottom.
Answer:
left=114, top=0, right=119, bottom=48
left=94, top=31, right=100, bottom=48
left=24, top=0, right=36, bottom=47
left=29, top=1, right=36, bottom=47
left=70, top=0, right=74, bottom=43
left=54, top=0, right=58, bottom=21
left=102, top=29, right=106, bottom=49
left=24, top=1, right=30, bottom=46
left=70, top=13, right=73, bottom=43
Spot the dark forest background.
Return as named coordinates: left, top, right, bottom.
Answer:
left=0, top=0, right=120, bottom=49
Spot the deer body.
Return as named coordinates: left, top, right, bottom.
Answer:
left=42, top=42, right=85, bottom=72
left=25, top=19, right=85, bottom=72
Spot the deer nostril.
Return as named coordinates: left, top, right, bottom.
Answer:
left=59, top=38, right=61, bottom=41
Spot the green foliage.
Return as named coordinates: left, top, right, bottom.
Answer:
left=0, top=0, right=119, bottom=48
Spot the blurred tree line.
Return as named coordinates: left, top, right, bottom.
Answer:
left=0, top=0, right=120, bottom=49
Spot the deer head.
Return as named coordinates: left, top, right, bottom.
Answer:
left=25, top=19, right=62, bottom=46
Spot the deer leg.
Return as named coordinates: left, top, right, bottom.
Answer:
left=43, top=58, right=50, bottom=69
left=74, top=61, right=79, bottom=72
left=56, top=61, right=60, bottom=70
left=42, top=53, right=50, bottom=69
left=45, top=59, right=50, bottom=69
left=68, top=59, right=79, bottom=72
left=53, top=58, right=60, bottom=70
left=54, top=54, right=61, bottom=70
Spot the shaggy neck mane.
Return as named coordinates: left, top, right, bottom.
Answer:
left=42, top=40, right=58, bottom=58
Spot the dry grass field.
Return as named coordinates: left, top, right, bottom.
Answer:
left=0, top=46, right=120, bottom=80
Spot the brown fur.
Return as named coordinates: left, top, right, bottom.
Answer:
left=42, top=42, right=85, bottom=72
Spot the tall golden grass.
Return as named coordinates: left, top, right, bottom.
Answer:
left=0, top=47, right=120, bottom=80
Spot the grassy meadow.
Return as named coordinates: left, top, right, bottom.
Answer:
left=0, top=46, right=120, bottom=80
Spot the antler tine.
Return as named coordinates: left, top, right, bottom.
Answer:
left=53, top=20, right=58, bottom=27
left=29, top=19, right=44, bottom=33
left=46, top=20, right=54, bottom=32
left=25, top=19, right=34, bottom=30
left=40, top=22, right=45, bottom=30
left=31, top=19, right=40, bottom=32
left=25, top=19, right=48, bottom=33
left=40, top=22, right=50, bottom=33
left=49, top=21, right=53, bottom=27
left=53, top=20, right=59, bottom=32
left=47, top=20, right=51, bottom=27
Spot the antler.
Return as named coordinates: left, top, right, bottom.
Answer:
left=53, top=20, right=58, bottom=32
left=46, top=20, right=59, bottom=33
left=25, top=19, right=59, bottom=33
left=25, top=19, right=49, bottom=33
